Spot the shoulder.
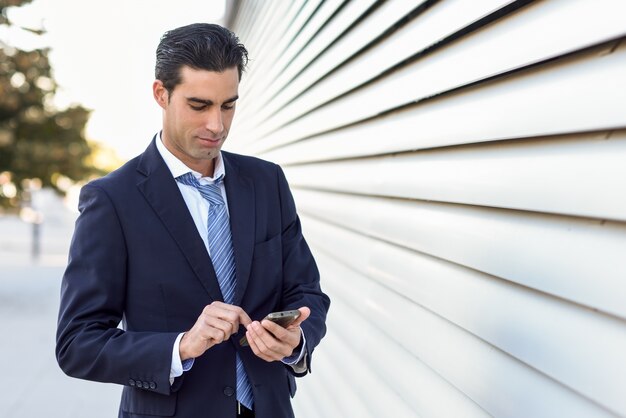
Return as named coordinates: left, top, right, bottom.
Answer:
left=85, top=155, right=142, bottom=192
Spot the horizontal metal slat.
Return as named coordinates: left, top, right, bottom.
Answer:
left=290, top=358, right=341, bottom=418
left=241, top=1, right=297, bottom=73
left=302, top=215, right=626, bottom=415
left=243, top=0, right=378, bottom=122
left=263, top=0, right=345, bottom=76
left=256, top=40, right=626, bottom=163
left=249, top=0, right=515, bottom=144
left=319, top=287, right=491, bottom=417
left=230, top=0, right=259, bottom=41
left=310, top=248, right=616, bottom=418
left=242, top=0, right=427, bottom=137
left=238, top=0, right=322, bottom=101
left=258, top=0, right=626, bottom=151
left=237, top=0, right=276, bottom=54
left=283, top=130, right=626, bottom=221
left=293, top=189, right=626, bottom=320
left=308, top=320, right=418, bottom=417
left=235, top=0, right=346, bottom=129
left=297, top=343, right=380, bottom=418
left=292, top=391, right=324, bottom=418
left=234, top=0, right=512, bottom=150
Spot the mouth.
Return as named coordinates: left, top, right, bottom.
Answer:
left=197, top=136, right=223, bottom=146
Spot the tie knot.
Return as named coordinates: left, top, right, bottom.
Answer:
left=176, top=172, right=224, bottom=206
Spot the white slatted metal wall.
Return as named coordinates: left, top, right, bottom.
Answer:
left=226, top=1, right=626, bottom=417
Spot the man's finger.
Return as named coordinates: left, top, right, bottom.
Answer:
left=261, top=319, right=289, bottom=339
left=288, top=307, right=310, bottom=329
left=207, top=301, right=252, bottom=328
left=238, top=310, right=252, bottom=327
left=247, top=325, right=280, bottom=361
left=203, top=315, right=237, bottom=339
left=212, top=302, right=252, bottom=327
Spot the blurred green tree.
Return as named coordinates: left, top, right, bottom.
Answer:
left=0, top=0, right=103, bottom=209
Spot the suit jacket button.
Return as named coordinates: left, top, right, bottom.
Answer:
left=149, top=382, right=157, bottom=390
left=223, top=386, right=234, bottom=397
left=128, top=379, right=136, bottom=387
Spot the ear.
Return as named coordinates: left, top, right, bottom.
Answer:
left=153, top=80, right=169, bottom=109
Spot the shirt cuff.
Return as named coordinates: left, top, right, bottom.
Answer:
left=282, top=328, right=307, bottom=367
left=170, top=333, right=195, bottom=385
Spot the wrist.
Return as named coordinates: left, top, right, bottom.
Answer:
left=179, top=333, right=192, bottom=361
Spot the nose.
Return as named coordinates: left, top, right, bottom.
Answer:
left=204, top=107, right=224, bottom=135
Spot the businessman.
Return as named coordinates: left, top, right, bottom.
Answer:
left=56, top=23, right=330, bottom=418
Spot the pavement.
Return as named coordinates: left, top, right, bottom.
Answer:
left=0, top=190, right=120, bottom=417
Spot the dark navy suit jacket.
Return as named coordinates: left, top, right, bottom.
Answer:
left=56, top=139, right=330, bottom=418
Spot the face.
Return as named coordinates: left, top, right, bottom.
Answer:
left=153, top=66, right=239, bottom=177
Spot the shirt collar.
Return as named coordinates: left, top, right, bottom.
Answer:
left=155, top=131, right=226, bottom=183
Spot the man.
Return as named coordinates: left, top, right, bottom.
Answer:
left=56, top=23, right=330, bottom=418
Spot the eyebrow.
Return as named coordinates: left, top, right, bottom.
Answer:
left=186, top=95, right=239, bottom=106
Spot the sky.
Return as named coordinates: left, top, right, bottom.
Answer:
left=2, top=0, right=226, bottom=160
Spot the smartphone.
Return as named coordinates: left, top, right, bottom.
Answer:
left=240, top=310, right=301, bottom=346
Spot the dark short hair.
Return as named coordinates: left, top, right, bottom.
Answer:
left=155, top=23, right=248, bottom=94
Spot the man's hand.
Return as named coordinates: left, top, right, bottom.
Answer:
left=180, top=302, right=252, bottom=360
left=245, top=307, right=310, bottom=362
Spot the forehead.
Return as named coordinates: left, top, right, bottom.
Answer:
left=175, top=66, right=239, bottom=98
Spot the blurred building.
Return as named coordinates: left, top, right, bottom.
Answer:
left=225, top=1, right=626, bottom=417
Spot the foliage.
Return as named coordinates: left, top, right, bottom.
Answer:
left=0, top=0, right=104, bottom=208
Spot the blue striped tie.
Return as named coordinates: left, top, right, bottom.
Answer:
left=176, top=172, right=254, bottom=410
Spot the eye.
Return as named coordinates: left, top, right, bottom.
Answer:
left=189, top=105, right=206, bottom=111
left=222, top=104, right=235, bottom=110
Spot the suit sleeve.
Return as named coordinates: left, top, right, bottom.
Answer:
left=55, top=184, right=179, bottom=395
left=275, top=166, right=331, bottom=376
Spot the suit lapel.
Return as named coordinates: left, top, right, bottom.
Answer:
left=222, top=152, right=255, bottom=306
left=136, top=139, right=224, bottom=303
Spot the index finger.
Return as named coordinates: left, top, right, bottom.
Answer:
left=220, top=303, right=252, bottom=327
